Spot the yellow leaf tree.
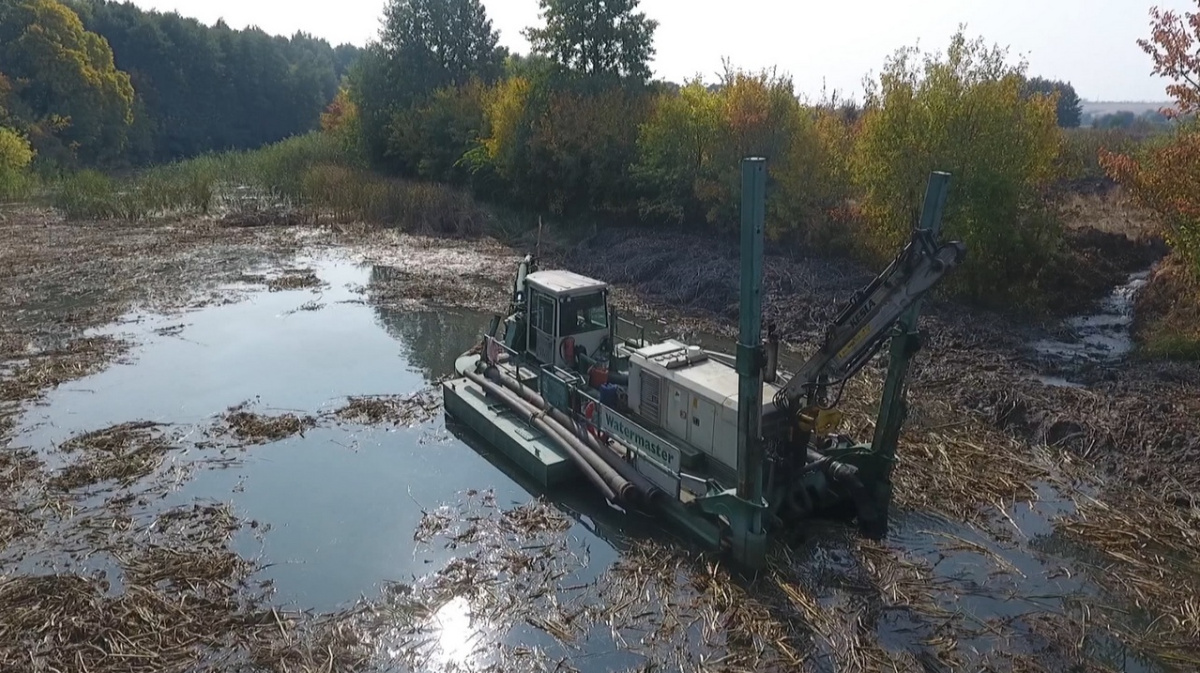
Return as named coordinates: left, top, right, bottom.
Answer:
left=854, top=30, right=1062, bottom=305
left=0, top=0, right=135, bottom=166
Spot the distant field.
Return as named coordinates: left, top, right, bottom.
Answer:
left=1081, top=100, right=1172, bottom=116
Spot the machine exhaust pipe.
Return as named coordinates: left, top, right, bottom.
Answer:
left=763, top=323, right=779, bottom=384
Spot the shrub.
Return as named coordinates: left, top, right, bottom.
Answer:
left=853, top=31, right=1063, bottom=306
left=633, top=71, right=854, bottom=242
left=0, top=126, right=36, bottom=201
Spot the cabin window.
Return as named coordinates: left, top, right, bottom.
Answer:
left=559, top=292, right=608, bottom=336
left=532, top=293, right=556, bottom=335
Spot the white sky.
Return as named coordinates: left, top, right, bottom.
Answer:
left=124, top=0, right=1192, bottom=102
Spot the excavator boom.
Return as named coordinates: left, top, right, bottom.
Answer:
left=778, top=227, right=966, bottom=404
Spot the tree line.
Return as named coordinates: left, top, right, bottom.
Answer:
left=330, top=0, right=1090, bottom=305
left=0, top=0, right=359, bottom=177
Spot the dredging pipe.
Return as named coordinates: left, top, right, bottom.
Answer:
left=462, top=369, right=632, bottom=503
left=483, top=366, right=661, bottom=504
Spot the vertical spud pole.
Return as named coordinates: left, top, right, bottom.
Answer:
left=734, top=157, right=767, bottom=566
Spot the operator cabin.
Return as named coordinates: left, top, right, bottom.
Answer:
left=521, top=270, right=610, bottom=368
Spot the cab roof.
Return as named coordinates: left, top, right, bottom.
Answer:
left=526, top=270, right=608, bottom=297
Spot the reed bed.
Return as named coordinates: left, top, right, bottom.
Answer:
left=46, top=132, right=520, bottom=238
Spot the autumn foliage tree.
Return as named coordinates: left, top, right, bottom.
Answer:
left=633, top=69, right=854, bottom=241
left=853, top=31, right=1062, bottom=304
left=0, top=0, right=134, bottom=166
left=1101, top=2, right=1200, bottom=276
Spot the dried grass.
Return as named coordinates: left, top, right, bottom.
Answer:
left=334, top=389, right=442, bottom=426
left=0, top=494, right=377, bottom=673
left=222, top=403, right=317, bottom=445
left=0, top=336, right=128, bottom=403
left=0, top=447, right=41, bottom=547
left=1057, top=490, right=1200, bottom=669
left=267, top=268, right=324, bottom=292
left=50, top=421, right=174, bottom=491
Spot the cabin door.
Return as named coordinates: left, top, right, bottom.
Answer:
left=529, top=292, right=557, bottom=365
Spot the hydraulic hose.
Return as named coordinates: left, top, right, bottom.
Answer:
left=463, top=369, right=631, bottom=503
left=483, top=367, right=661, bottom=503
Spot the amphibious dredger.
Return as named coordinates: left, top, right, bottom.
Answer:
left=443, top=158, right=966, bottom=568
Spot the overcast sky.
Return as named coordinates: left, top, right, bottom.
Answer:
left=124, top=0, right=1191, bottom=102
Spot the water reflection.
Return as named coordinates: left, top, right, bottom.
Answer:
left=373, top=303, right=489, bottom=382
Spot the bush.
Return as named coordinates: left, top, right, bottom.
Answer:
left=853, top=31, right=1063, bottom=307
left=633, top=71, right=854, bottom=242
left=1102, top=124, right=1200, bottom=277
left=1059, top=127, right=1141, bottom=183
left=0, top=126, right=36, bottom=201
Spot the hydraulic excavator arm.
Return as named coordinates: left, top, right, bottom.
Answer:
left=773, top=226, right=967, bottom=416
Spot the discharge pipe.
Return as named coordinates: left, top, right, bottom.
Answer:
left=463, top=369, right=633, bottom=503
left=483, top=366, right=661, bottom=504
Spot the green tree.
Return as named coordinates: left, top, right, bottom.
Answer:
left=523, top=0, right=658, bottom=83
left=387, top=80, right=488, bottom=183
left=1022, top=76, right=1082, bottom=127
left=354, top=0, right=505, bottom=172
left=854, top=31, right=1062, bottom=305
left=379, top=0, right=504, bottom=103
left=0, top=126, right=36, bottom=197
left=0, top=0, right=134, bottom=166
left=633, top=79, right=722, bottom=224
left=74, top=0, right=349, bottom=163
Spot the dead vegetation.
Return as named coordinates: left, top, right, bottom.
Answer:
left=266, top=268, right=324, bottom=292
left=334, top=389, right=443, bottom=426
left=0, top=499, right=373, bottom=673
left=0, top=335, right=128, bottom=403
left=222, top=403, right=317, bottom=444
left=0, top=204, right=1197, bottom=670
left=1058, top=489, right=1200, bottom=669
left=49, top=421, right=174, bottom=491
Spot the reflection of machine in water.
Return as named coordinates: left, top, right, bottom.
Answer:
left=443, top=159, right=966, bottom=569
left=370, top=267, right=493, bottom=381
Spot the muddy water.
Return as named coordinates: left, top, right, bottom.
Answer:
left=7, top=254, right=1167, bottom=671
left=1030, top=269, right=1152, bottom=386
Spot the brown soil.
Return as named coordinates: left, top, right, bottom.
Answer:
left=1135, top=255, right=1200, bottom=359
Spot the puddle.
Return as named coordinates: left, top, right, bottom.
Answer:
left=3, top=253, right=1171, bottom=670
left=1030, top=270, right=1151, bottom=384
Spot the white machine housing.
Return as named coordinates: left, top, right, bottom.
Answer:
left=626, top=339, right=784, bottom=473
